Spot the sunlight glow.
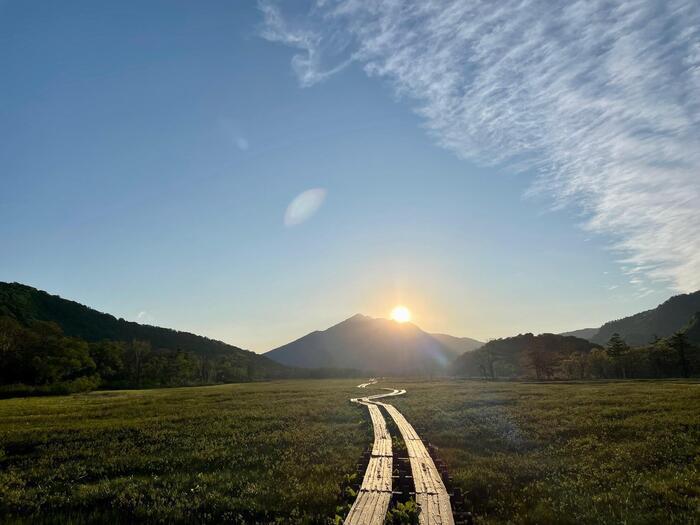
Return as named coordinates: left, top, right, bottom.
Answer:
left=390, top=305, right=411, bottom=323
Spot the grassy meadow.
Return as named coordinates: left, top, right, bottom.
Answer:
left=0, top=380, right=367, bottom=524
left=389, top=379, right=700, bottom=524
left=1, top=379, right=699, bottom=524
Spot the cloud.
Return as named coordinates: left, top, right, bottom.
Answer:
left=284, top=188, right=327, bottom=226
left=136, top=311, right=155, bottom=324
left=261, top=0, right=700, bottom=292
left=259, top=1, right=354, bottom=86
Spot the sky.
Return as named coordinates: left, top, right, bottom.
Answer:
left=1, top=0, right=699, bottom=352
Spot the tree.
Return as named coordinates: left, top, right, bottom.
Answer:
left=476, top=345, right=498, bottom=379
left=606, top=333, right=629, bottom=378
left=523, top=340, right=556, bottom=380
left=587, top=348, right=613, bottom=378
left=126, top=340, right=151, bottom=388
left=668, top=331, right=691, bottom=378
left=168, top=351, right=198, bottom=386
left=561, top=352, right=587, bottom=379
left=0, top=317, right=22, bottom=384
left=198, top=356, right=218, bottom=384
left=29, top=336, right=95, bottom=385
left=89, top=341, right=126, bottom=382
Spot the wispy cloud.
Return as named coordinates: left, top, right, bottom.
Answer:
left=259, top=1, right=353, bottom=86
left=261, top=0, right=700, bottom=292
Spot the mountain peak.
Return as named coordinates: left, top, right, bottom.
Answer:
left=347, top=313, right=371, bottom=322
left=265, top=314, right=464, bottom=374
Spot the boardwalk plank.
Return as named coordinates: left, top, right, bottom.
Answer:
left=362, top=456, right=393, bottom=492
left=347, top=381, right=454, bottom=525
left=378, top=397, right=455, bottom=525
left=345, top=491, right=392, bottom=525
left=345, top=385, right=397, bottom=525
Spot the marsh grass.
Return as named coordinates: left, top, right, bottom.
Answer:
left=2, top=379, right=699, bottom=524
left=0, top=380, right=367, bottom=524
left=387, top=379, right=700, bottom=524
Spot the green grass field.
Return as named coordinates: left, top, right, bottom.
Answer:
left=1, top=379, right=699, bottom=524
left=389, top=379, right=700, bottom=524
left=0, top=380, right=367, bottom=524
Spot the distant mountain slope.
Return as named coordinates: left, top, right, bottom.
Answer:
left=265, top=314, right=459, bottom=374
left=452, top=332, right=601, bottom=378
left=592, top=290, right=700, bottom=346
left=559, top=328, right=598, bottom=341
left=0, top=282, right=289, bottom=375
left=430, top=333, right=483, bottom=356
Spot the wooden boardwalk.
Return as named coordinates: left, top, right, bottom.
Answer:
left=347, top=380, right=455, bottom=525
left=377, top=401, right=455, bottom=525
left=345, top=380, right=397, bottom=525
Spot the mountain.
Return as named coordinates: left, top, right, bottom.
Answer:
left=559, top=328, right=599, bottom=341
left=430, top=333, right=483, bottom=356
left=265, top=314, right=461, bottom=375
left=0, top=281, right=291, bottom=377
left=592, top=290, right=700, bottom=346
left=452, top=332, right=601, bottom=378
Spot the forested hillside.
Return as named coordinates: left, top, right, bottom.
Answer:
left=452, top=333, right=600, bottom=379
left=1, top=282, right=250, bottom=356
left=453, top=328, right=700, bottom=380
left=0, top=282, right=341, bottom=397
left=592, top=290, right=700, bottom=346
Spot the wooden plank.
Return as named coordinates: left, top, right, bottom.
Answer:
left=346, top=385, right=401, bottom=525
left=372, top=436, right=392, bottom=457
left=361, top=456, right=393, bottom=492
left=416, top=493, right=454, bottom=525
left=368, top=404, right=390, bottom=440
left=348, top=381, right=454, bottom=525
left=379, top=403, right=421, bottom=441
left=345, top=491, right=392, bottom=525
left=410, top=456, right=445, bottom=494
left=378, top=397, right=455, bottom=525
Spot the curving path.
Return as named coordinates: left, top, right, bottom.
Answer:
left=346, top=379, right=455, bottom=525
left=345, top=380, right=397, bottom=525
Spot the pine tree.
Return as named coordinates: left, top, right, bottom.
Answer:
left=668, top=331, right=691, bottom=378
left=606, top=333, right=629, bottom=378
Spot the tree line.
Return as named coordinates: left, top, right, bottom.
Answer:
left=0, top=316, right=356, bottom=397
left=471, top=330, right=699, bottom=381
left=572, top=331, right=697, bottom=380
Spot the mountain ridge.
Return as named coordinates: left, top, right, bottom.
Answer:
left=452, top=332, right=602, bottom=379
left=558, top=327, right=599, bottom=341
left=430, top=332, right=484, bottom=354
left=265, top=313, right=476, bottom=374
left=0, top=281, right=290, bottom=376
left=592, top=290, right=700, bottom=346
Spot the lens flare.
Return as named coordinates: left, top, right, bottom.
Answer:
left=284, top=188, right=327, bottom=227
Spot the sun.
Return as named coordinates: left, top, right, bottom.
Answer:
left=390, top=305, right=411, bottom=323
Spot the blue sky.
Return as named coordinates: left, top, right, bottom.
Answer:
left=2, top=1, right=697, bottom=352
